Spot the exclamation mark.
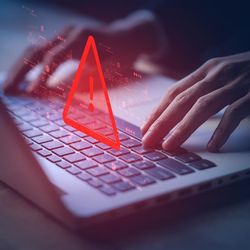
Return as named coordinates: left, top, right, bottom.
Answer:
left=88, top=76, right=94, bottom=112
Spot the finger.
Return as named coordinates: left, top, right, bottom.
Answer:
left=142, top=75, right=220, bottom=147
left=3, top=45, right=45, bottom=94
left=141, top=68, right=206, bottom=135
left=27, top=29, right=78, bottom=93
left=27, top=47, right=68, bottom=93
left=162, top=80, right=249, bottom=150
left=3, top=26, right=74, bottom=94
left=207, top=92, right=250, bottom=152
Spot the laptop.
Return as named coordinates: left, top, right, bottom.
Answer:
left=0, top=70, right=250, bottom=230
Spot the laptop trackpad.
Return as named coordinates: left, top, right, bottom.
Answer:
left=184, top=118, right=250, bottom=153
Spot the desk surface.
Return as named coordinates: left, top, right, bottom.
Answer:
left=1, top=178, right=250, bottom=250
left=1, top=1, right=250, bottom=250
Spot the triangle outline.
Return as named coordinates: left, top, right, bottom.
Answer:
left=63, top=35, right=120, bottom=149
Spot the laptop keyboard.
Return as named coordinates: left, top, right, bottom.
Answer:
left=0, top=94, right=216, bottom=196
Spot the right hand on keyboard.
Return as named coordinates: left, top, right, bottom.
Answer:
left=141, top=52, right=250, bottom=152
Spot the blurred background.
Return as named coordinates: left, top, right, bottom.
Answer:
left=2, top=0, right=250, bottom=77
left=0, top=0, right=89, bottom=71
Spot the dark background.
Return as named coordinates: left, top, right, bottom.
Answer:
left=1, top=1, right=250, bottom=250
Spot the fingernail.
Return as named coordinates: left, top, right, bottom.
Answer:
left=140, top=126, right=145, bottom=135
left=141, top=134, right=148, bottom=145
left=142, top=131, right=152, bottom=147
left=140, top=123, right=147, bottom=134
left=162, top=139, right=171, bottom=150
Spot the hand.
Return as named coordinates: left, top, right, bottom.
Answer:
left=142, top=52, right=250, bottom=152
left=3, top=10, right=164, bottom=94
left=3, top=23, right=106, bottom=94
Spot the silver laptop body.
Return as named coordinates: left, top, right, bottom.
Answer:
left=0, top=75, right=249, bottom=229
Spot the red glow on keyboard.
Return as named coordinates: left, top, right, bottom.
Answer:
left=63, top=35, right=121, bottom=149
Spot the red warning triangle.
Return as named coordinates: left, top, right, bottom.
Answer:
left=63, top=36, right=120, bottom=149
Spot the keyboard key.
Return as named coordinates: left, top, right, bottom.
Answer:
left=64, top=125, right=76, bottom=132
left=145, top=167, right=175, bottom=181
left=74, top=131, right=87, bottom=138
left=11, top=107, right=30, bottom=116
left=121, top=139, right=141, bottom=148
left=99, top=186, right=116, bottom=196
left=42, top=140, right=63, bottom=150
left=52, top=147, right=74, bottom=156
left=18, top=123, right=33, bottom=132
left=46, top=113, right=62, bottom=121
left=175, top=152, right=201, bottom=163
left=30, top=143, right=42, bottom=151
left=77, top=172, right=92, bottom=181
left=158, top=158, right=194, bottom=175
left=112, top=181, right=135, bottom=192
left=56, top=161, right=71, bottom=169
left=35, top=108, right=50, bottom=116
left=40, top=124, right=60, bottom=133
left=63, top=153, right=86, bottom=163
left=4, top=101, right=19, bottom=110
left=96, top=127, right=113, bottom=136
left=118, top=167, right=140, bottom=177
left=82, top=147, right=103, bottom=157
left=131, top=175, right=156, bottom=186
left=93, top=154, right=115, bottom=164
left=23, top=129, right=43, bottom=138
left=119, top=153, right=142, bottom=163
left=105, top=161, right=128, bottom=171
left=69, top=111, right=85, bottom=120
left=78, top=117, right=95, bottom=125
left=12, top=117, right=23, bottom=125
left=132, top=161, right=156, bottom=170
left=163, top=147, right=187, bottom=156
left=132, top=146, right=153, bottom=155
left=87, top=178, right=103, bottom=188
left=21, top=113, right=39, bottom=122
left=108, top=147, right=130, bottom=157
left=24, top=100, right=39, bottom=108
left=87, top=166, right=109, bottom=176
left=144, top=151, right=167, bottom=161
left=54, top=119, right=65, bottom=126
left=96, top=142, right=111, bottom=150
left=37, top=149, right=52, bottom=157
left=25, top=138, right=33, bottom=145
left=118, top=133, right=130, bottom=141
left=70, top=141, right=92, bottom=151
left=189, top=159, right=216, bottom=170
left=30, top=119, right=49, bottom=127
left=66, top=166, right=82, bottom=175
left=47, top=154, right=61, bottom=163
left=32, top=135, right=53, bottom=144
left=85, top=136, right=99, bottom=144
left=75, top=160, right=98, bottom=170
left=50, top=129, right=69, bottom=139
left=99, top=173, right=121, bottom=184
left=59, top=135, right=81, bottom=144
left=87, top=121, right=106, bottom=130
